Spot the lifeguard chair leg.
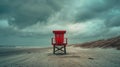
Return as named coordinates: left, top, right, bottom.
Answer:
left=53, top=45, right=55, bottom=54
left=64, top=45, right=66, bottom=54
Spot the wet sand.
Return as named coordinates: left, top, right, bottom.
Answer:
left=0, top=46, right=120, bottom=67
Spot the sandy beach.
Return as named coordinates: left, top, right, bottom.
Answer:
left=0, top=46, right=120, bottom=67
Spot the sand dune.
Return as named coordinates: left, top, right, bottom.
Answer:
left=0, top=46, right=120, bottom=67
left=74, top=36, right=120, bottom=50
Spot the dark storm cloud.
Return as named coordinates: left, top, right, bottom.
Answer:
left=0, top=0, right=65, bottom=28
left=1, top=0, right=120, bottom=28
left=75, top=0, right=120, bottom=22
left=105, top=14, right=120, bottom=27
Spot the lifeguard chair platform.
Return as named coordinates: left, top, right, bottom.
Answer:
left=51, top=30, right=67, bottom=54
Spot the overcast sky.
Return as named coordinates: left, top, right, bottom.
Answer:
left=0, top=0, right=120, bottom=47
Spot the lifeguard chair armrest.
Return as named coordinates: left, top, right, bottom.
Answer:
left=65, top=38, right=68, bottom=44
left=51, top=38, right=54, bottom=45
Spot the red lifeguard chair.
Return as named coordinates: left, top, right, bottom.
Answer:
left=52, top=30, right=67, bottom=54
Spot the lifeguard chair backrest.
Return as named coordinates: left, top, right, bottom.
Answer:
left=53, top=30, right=66, bottom=44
